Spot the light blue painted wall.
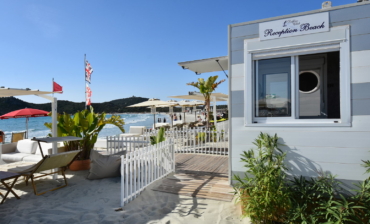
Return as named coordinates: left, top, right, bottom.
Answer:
left=229, top=3, right=370, bottom=183
left=230, top=3, right=370, bottom=61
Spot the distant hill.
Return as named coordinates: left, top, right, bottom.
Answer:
left=0, top=96, right=160, bottom=115
left=0, top=96, right=229, bottom=115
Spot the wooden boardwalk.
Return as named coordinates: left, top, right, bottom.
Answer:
left=152, top=153, right=234, bottom=202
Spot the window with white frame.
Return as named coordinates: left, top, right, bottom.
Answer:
left=244, top=26, right=350, bottom=126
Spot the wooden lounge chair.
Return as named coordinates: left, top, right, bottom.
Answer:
left=8, top=150, right=81, bottom=195
left=11, top=131, right=26, bottom=143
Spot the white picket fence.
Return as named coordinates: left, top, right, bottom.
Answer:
left=107, top=128, right=228, bottom=156
left=144, top=128, right=229, bottom=155
left=120, top=139, right=175, bottom=207
left=106, top=136, right=150, bottom=154
left=105, top=127, right=228, bottom=207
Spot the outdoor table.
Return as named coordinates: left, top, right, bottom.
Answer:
left=31, top=136, right=82, bottom=158
left=0, top=171, right=21, bottom=204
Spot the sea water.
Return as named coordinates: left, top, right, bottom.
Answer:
left=0, top=113, right=170, bottom=142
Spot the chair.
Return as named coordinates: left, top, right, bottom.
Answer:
left=11, top=131, right=26, bottom=143
left=7, top=150, right=81, bottom=195
left=119, top=126, right=146, bottom=137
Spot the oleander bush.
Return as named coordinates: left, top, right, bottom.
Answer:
left=286, top=174, right=369, bottom=223
left=234, top=132, right=370, bottom=224
left=233, top=132, right=291, bottom=223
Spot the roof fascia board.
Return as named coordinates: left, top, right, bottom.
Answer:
left=231, top=2, right=370, bottom=28
left=178, top=56, right=228, bottom=66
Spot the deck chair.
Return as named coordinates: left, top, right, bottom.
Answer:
left=8, top=150, right=81, bottom=195
left=11, top=131, right=26, bottom=143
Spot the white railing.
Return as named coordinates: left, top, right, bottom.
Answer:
left=120, top=139, right=175, bottom=207
left=106, top=136, right=150, bottom=155
left=107, top=128, right=228, bottom=156
left=144, top=128, right=228, bottom=155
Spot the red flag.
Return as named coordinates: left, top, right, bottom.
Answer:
left=85, top=60, right=93, bottom=83
left=86, top=84, right=92, bottom=106
left=53, top=81, right=63, bottom=93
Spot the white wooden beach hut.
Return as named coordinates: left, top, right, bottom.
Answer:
left=178, top=1, right=370, bottom=186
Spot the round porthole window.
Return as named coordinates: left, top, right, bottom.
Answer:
left=299, top=71, right=320, bottom=93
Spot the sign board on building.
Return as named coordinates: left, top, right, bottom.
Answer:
left=259, top=12, right=329, bottom=41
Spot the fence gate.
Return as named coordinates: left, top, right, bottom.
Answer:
left=120, top=139, right=175, bottom=207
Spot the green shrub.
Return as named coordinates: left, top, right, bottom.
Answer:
left=233, top=132, right=290, bottom=223
left=150, top=127, right=165, bottom=145
left=286, top=173, right=367, bottom=223
left=234, top=132, right=370, bottom=223
left=196, top=132, right=206, bottom=143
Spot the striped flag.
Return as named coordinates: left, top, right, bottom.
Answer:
left=86, top=84, right=92, bottom=106
left=85, top=60, right=93, bottom=83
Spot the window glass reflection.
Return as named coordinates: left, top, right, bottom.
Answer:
left=255, top=57, right=291, bottom=117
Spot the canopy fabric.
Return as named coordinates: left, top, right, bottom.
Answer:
left=177, top=100, right=205, bottom=106
left=178, top=56, right=228, bottom=74
left=154, top=100, right=180, bottom=108
left=128, top=98, right=177, bottom=107
left=0, top=108, right=49, bottom=119
left=169, top=93, right=228, bottom=102
left=0, top=87, right=54, bottom=97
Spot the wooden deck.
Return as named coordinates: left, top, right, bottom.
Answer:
left=175, top=153, right=229, bottom=175
left=152, top=153, right=234, bottom=202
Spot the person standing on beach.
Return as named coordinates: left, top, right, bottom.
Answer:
left=163, top=117, right=166, bottom=123
left=179, top=114, right=182, bottom=120
left=174, top=115, right=177, bottom=121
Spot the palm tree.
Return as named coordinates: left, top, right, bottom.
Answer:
left=187, top=75, right=225, bottom=127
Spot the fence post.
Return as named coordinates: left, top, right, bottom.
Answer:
left=121, top=155, right=124, bottom=207
left=171, top=139, right=175, bottom=172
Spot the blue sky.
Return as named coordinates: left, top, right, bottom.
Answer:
left=0, top=0, right=355, bottom=104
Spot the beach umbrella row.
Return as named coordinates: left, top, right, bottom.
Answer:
left=177, top=100, right=204, bottom=123
left=128, top=99, right=204, bottom=128
left=128, top=99, right=177, bottom=128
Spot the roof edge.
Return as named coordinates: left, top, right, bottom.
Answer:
left=231, top=1, right=370, bottom=27
left=178, top=56, right=228, bottom=65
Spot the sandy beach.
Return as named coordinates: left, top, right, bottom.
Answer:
left=0, top=168, right=250, bottom=224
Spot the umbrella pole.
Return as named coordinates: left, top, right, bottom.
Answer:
left=153, top=113, right=156, bottom=129
left=26, top=117, right=28, bottom=139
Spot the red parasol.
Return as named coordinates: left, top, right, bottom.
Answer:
left=0, top=108, right=50, bottom=138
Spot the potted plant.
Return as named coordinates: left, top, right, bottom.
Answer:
left=45, top=106, right=125, bottom=170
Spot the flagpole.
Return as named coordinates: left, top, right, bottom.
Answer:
left=84, top=54, right=86, bottom=110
